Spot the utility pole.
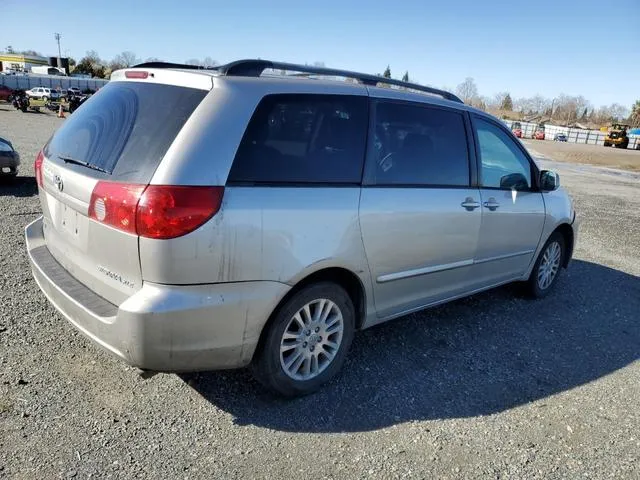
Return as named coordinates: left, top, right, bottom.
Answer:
left=54, top=32, right=62, bottom=69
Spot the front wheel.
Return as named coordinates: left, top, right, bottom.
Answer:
left=525, top=233, right=565, bottom=298
left=252, top=282, right=355, bottom=397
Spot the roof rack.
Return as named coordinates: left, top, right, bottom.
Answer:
left=132, top=59, right=463, bottom=104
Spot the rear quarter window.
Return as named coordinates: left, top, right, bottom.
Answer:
left=44, top=81, right=207, bottom=183
left=228, top=94, right=368, bottom=184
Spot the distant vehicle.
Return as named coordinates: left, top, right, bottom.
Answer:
left=533, top=130, right=545, bottom=140
left=554, top=133, right=568, bottom=142
left=0, top=137, right=20, bottom=178
left=512, top=122, right=523, bottom=138
left=67, top=87, right=82, bottom=96
left=603, top=123, right=630, bottom=148
left=0, top=85, right=14, bottom=102
left=25, top=87, right=60, bottom=101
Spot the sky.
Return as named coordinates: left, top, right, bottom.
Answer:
left=2, top=0, right=639, bottom=108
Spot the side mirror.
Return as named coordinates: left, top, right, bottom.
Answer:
left=540, top=170, right=560, bottom=191
left=500, top=172, right=529, bottom=190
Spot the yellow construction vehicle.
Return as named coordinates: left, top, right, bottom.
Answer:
left=603, top=123, right=630, bottom=148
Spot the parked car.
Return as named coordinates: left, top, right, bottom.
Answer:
left=25, top=60, right=579, bottom=396
left=512, top=122, right=523, bottom=138
left=67, top=87, right=82, bottom=96
left=0, top=137, right=20, bottom=178
left=25, top=87, right=59, bottom=101
left=0, top=85, right=14, bottom=102
left=554, top=133, right=568, bottom=142
left=532, top=130, right=545, bottom=140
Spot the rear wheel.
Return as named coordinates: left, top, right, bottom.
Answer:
left=603, top=141, right=610, bottom=147
left=252, top=282, right=355, bottom=397
left=525, top=232, right=565, bottom=298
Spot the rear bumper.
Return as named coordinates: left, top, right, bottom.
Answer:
left=25, top=217, right=289, bottom=371
left=0, top=152, right=20, bottom=173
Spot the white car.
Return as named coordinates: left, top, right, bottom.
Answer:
left=67, top=87, right=82, bottom=96
left=25, top=87, right=60, bottom=101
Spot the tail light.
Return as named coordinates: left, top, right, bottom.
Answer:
left=88, top=182, right=224, bottom=239
left=34, top=150, right=44, bottom=187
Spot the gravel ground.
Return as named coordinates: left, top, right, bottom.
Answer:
left=521, top=138, right=640, bottom=172
left=1, top=107, right=639, bottom=479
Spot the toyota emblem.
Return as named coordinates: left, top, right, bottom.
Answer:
left=54, top=174, right=63, bottom=192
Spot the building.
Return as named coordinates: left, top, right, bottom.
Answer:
left=0, top=53, right=49, bottom=73
left=0, top=53, right=69, bottom=75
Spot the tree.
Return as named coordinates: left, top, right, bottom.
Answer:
left=111, top=51, right=139, bottom=68
left=6, top=45, right=14, bottom=54
left=456, top=77, right=478, bottom=104
left=383, top=65, right=391, bottom=79
left=20, top=49, right=42, bottom=56
left=580, top=107, right=588, bottom=121
left=185, top=58, right=201, bottom=66
left=75, top=50, right=105, bottom=78
left=202, top=57, right=217, bottom=68
left=500, top=93, right=513, bottom=111
left=402, top=71, right=409, bottom=82
left=609, top=103, right=629, bottom=122
left=630, top=100, right=640, bottom=127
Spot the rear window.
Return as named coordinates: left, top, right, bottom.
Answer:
left=44, top=81, right=207, bottom=182
left=228, top=94, right=368, bottom=184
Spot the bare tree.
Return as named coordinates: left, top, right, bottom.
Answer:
left=456, top=77, right=478, bottom=103
left=202, top=57, right=218, bottom=68
left=630, top=100, right=640, bottom=127
left=115, top=51, right=139, bottom=67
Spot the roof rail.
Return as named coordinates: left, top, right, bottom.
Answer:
left=132, top=59, right=463, bottom=104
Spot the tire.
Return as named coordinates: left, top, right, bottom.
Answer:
left=251, top=282, right=355, bottom=397
left=525, top=232, right=565, bottom=299
left=603, top=142, right=610, bottom=147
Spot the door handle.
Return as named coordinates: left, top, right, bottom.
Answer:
left=483, top=198, right=500, bottom=211
left=461, top=197, right=481, bottom=211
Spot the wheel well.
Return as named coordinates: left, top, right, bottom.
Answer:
left=253, top=268, right=367, bottom=360
left=554, top=223, right=574, bottom=267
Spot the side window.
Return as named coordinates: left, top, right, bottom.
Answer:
left=368, top=101, right=470, bottom=186
left=228, top=94, right=368, bottom=184
left=475, top=117, right=532, bottom=190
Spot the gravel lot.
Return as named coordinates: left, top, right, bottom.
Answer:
left=521, top=138, right=640, bottom=172
left=1, top=107, right=639, bottom=479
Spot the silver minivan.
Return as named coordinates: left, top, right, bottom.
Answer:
left=25, top=60, right=578, bottom=396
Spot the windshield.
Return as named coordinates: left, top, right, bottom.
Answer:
left=44, top=81, right=207, bottom=182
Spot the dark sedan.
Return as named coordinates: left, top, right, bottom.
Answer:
left=0, top=85, right=14, bottom=102
left=554, top=133, right=568, bottom=142
left=0, top=137, right=20, bottom=178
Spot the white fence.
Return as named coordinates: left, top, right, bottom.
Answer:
left=0, top=73, right=108, bottom=92
left=503, top=120, right=640, bottom=150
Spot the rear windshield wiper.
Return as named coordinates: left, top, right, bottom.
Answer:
left=57, top=154, right=109, bottom=174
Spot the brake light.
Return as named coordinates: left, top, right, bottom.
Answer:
left=88, top=182, right=146, bottom=235
left=137, top=186, right=224, bottom=239
left=88, top=182, right=224, bottom=239
left=34, top=150, right=44, bottom=187
left=125, top=70, right=149, bottom=79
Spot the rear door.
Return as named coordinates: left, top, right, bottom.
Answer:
left=359, top=100, right=482, bottom=319
left=471, top=115, right=545, bottom=285
left=39, top=78, right=208, bottom=305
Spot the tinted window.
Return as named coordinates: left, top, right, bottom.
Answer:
left=228, top=94, right=367, bottom=184
left=475, top=117, right=532, bottom=190
left=369, top=102, right=470, bottom=186
left=45, top=82, right=207, bottom=182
